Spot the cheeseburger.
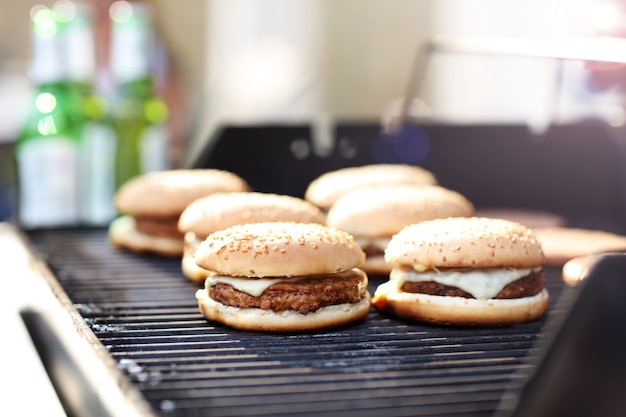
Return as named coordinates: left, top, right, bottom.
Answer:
left=305, top=163, right=437, bottom=211
left=109, top=169, right=249, bottom=256
left=178, top=192, right=326, bottom=283
left=194, top=222, right=370, bottom=332
left=326, top=184, right=474, bottom=275
left=373, top=217, right=549, bottom=326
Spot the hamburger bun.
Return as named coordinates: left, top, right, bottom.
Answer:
left=178, top=192, right=326, bottom=283
left=109, top=215, right=184, bottom=257
left=533, top=227, right=626, bottom=266
left=326, top=184, right=474, bottom=275
left=374, top=217, right=549, bottom=326
left=194, top=222, right=370, bottom=332
left=109, top=169, right=250, bottom=256
left=304, top=164, right=437, bottom=211
left=114, top=169, right=250, bottom=217
left=179, top=192, right=326, bottom=238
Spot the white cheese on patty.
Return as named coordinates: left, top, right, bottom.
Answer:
left=206, top=269, right=364, bottom=297
left=390, top=267, right=539, bottom=300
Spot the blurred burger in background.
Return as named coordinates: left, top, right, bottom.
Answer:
left=109, top=169, right=250, bottom=257
left=326, top=184, right=474, bottom=275
left=304, top=164, right=437, bottom=212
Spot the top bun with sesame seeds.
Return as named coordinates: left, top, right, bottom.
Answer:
left=193, top=222, right=371, bottom=332
left=194, top=221, right=364, bottom=277
left=384, top=217, right=544, bottom=270
left=373, top=217, right=548, bottom=326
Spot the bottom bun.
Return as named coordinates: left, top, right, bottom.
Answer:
left=182, top=251, right=211, bottom=284
left=196, top=289, right=371, bottom=332
left=108, top=215, right=183, bottom=257
left=375, top=282, right=549, bottom=326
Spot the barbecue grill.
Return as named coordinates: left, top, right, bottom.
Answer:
left=6, top=120, right=625, bottom=417
left=10, top=225, right=566, bottom=417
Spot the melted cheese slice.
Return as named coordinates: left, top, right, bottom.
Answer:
left=206, top=269, right=364, bottom=297
left=390, top=267, right=538, bottom=300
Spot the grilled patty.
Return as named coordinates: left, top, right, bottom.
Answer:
left=400, top=270, right=544, bottom=299
left=135, top=215, right=183, bottom=238
left=209, top=273, right=368, bottom=314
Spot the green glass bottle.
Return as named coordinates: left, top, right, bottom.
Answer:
left=14, top=6, right=82, bottom=228
left=109, top=1, right=169, bottom=190
left=56, top=0, right=117, bottom=225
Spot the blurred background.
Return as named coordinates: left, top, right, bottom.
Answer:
left=2, top=0, right=626, bottom=227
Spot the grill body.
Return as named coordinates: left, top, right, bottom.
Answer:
left=26, top=228, right=567, bottom=417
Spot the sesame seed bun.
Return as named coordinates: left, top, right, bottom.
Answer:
left=305, top=164, right=437, bottom=211
left=115, top=169, right=250, bottom=217
left=182, top=244, right=210, bottom=283
left=194, top=222, right=370, bottom=332
left=178, top=192, right=326, bottom=237
left=375, top=217, right=548, bottom=326
left=108, top=215, right=183, bottom=257
left=326, top=185, right=474, bottom=275
left=533, top=227, right=626, bottom=266
left=196, top=290, right=371, bottom=332
left=178, top=192, right=326, bottom=283
left=327, top=185, right=473, bottom=237
left=194, top=222, right=365, bottom=278
left=385, top=217, right=544, bottom=270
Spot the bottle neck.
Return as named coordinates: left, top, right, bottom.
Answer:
left=57, top=5, right=95, bottom=86
left=110, top=14, right=154, bottom=84
left=30, top=31, right=65, bottom=84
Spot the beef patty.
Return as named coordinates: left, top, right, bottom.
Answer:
left=135, top=215, right=183, bottom=238
left=209, top=272, right=368, bottom=314
left=401, top=270, right=544, bottom=299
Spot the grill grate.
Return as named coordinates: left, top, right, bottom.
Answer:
left=26, top=228, right=567, bottom=417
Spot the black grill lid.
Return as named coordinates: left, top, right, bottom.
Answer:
left=26, top=228, right=566, bottom=417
